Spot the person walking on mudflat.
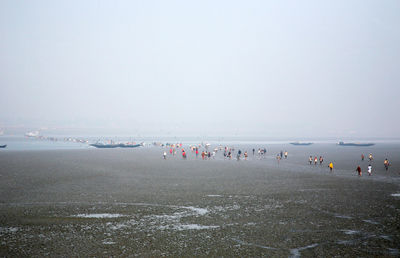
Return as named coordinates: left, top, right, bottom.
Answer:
left=368, top=164, right=372, bottom=176
left=356, top=166, right=362, bottom=176
left=384, top=159, right=390, bottom=171
left=329, top=162, right=333, bottom=172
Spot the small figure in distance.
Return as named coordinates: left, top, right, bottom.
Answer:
left=384, top=159, right=390, bottom=171
left=329, top=162, right=333, bottom=172
left=163, top=151, right=167, bottom=160
left=319, top=156, right=323, bottom=165
left=309, top=156, right=313, bottom=165
left=369, top=153, right=373, bottom=161
left=356, top=165, right=362, bottom=176
left=368, top=164, right=372, bottom=176
left=284, top=151, right=288, bottom=159
left=361, top=154, right=365, bottom=161
left=237, top=150, right=242, bottom=161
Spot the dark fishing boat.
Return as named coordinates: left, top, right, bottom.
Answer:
left=90, top=142, right=142, bottom=148
left=0, top=144, right=7, bottom=148
left=338, top=141, right=374, bottom=147
left=118, top=143, right=141, bottom=148
left=90, top=143, right=120, bottom=148
left=290, top=142, right=313, bottom=146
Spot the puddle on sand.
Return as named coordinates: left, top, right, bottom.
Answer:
left=232, top=238, right=277, bottom=250
left=173, top=224, right=219, bottom=231
left=0, top=227, right=19, bottom=234
left=388, top=248, right=399, bottom=255
left=289, top=243, right=319, bottom=258
left=362, top=219, right=380, bottom=225
left=342, top=230, right=360, bottom=235
left=73, top=213, right=125, bottom=218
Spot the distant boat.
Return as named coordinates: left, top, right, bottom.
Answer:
left=0, top=144, right=7, bottom=148
left=338, top=141, right=374, bottom=147
left=290, top=142, right=313, bottom=146
left=25, top=131, right=40, bottom=137
left=90, top=142, right=142, bottom=148
left=90, top=143, right=120, bottom=148
left=118, top=143, right=141, bottom=148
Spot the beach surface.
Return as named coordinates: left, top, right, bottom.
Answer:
left=1, top=143, right=400, bottom=257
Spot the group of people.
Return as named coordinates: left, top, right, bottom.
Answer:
left=308, top=155, right=324, bottom=165
left=308, top=155, right=334, bottom=172
left=356, top=164, right=372, bottom=176
left=355, top=153, right=391, bottom=176
left=162, top=144, right=270, bottom=161
left=361, top=153, right=374, bottom=162
left=162, top=145, right=393, bottom=177
left=276, top=151, right=288, bottom=161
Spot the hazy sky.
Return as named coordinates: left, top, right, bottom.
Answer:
left=1, top=0, right=399, bottom=137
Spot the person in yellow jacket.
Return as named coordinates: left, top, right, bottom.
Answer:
left=329, top=162, right=333, bottom=172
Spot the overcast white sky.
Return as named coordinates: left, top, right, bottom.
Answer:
left=1, top=0, right=399, bottom=137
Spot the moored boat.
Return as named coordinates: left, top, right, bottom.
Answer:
left=338, top=141, right=374, bottom=147
left=90, top=143, right=120, bottom=148
left=90, top=142, right=142, bottom=148
left=290, top=142, right=313, bottom=146
left=118, top=143, right=141, bottom=148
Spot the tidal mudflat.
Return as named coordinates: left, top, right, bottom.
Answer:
left=1, top=146, right=399, bottom=257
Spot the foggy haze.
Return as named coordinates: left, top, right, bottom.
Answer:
left=1, top=0, right=399, bottom=138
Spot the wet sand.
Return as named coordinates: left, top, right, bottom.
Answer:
left=1, top=145, right=400, bottom=257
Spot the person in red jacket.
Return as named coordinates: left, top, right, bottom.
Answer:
left=356, top=166, right=362, bottom=176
